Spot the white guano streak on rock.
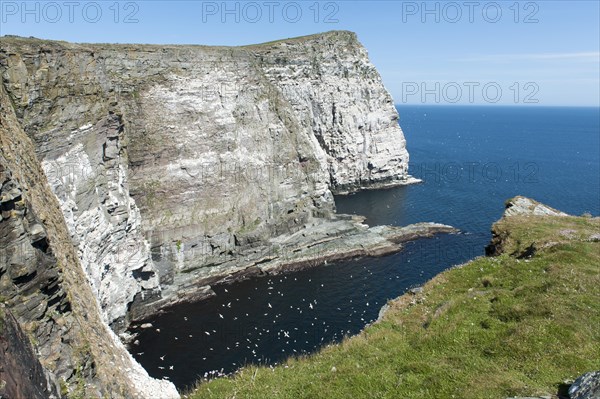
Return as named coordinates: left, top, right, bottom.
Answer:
left=258, top=40, right=410, bottom=190
left=41, top=124, right=160, bottom=325
left=105, top=328, right=179, bottom=398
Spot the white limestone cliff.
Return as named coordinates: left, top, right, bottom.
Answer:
left=1, top=31, right=415, bottom=329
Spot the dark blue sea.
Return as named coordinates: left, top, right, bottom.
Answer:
left=131, top=106, right=600, bottom=390
left=339, top=106, right=600, bottom=229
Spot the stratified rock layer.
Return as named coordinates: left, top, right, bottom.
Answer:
left=0, top=31, right=414, bottom=329
left=503, top=196, right=568, bottom=218
left=0, top=306, right=60, bottom=399
left=1, top=77, right=179, bottom=398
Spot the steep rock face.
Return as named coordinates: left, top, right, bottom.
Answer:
left=0, top=83, right=178, bottom=397
left=0, top=163, right=74, bottom=394
left=255, top=34, right=410, bottom=192
left=40, top=113, right=160, bottom=329
left=0, top=306, right=60, bottom=399
left=0, top=31, right=413, bottom=328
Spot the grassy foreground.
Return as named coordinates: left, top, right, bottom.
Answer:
left=190, top=212, right=599, bottom=399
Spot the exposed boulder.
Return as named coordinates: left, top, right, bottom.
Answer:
left=503, top=196, right=568, bottom=217
left=569, top=371, right=600, bottom=399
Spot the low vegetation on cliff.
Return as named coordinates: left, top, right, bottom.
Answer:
left=191, top=204, right=599, bottom=399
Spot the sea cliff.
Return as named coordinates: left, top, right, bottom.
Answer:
left=1, top=31, right=421, bottom=397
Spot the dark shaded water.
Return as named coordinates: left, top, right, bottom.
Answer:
left=131, top=234, right=477, bottom=389
left=131, top=106, right=599, bottom=390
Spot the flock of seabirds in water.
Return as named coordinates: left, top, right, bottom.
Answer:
left=130, top=260, right=427, bottom=383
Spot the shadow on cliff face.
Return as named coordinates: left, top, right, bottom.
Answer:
left=0, top=305, right=61, bottom=399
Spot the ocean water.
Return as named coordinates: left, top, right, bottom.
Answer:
left=338, top=105, right=600, bottom=233
left=130, top=106, right=600, bottom=390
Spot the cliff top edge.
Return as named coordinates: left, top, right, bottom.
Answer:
left=0, top=30, right=358, bottom=51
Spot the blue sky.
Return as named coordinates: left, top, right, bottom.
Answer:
left=1, top=0, right=599, bottom=106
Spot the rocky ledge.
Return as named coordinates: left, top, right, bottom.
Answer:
left=129, top=219, right=458, bottom=322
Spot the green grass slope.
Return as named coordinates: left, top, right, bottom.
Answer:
left=191, top=207, right=599, bottom=399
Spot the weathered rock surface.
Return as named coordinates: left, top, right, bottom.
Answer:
left=569, top=370, right=600, bottom=399
left=503, top=196, right=568, bottom=218
left=505, top=370, right=600, bottom=399
left=486, top=196, right=569, bottom=256
left=1, top=81, right=178, bottom=397
left=1, top=31, right=416, bottom=328
left=0, top=305, right=60, bottom=399
left=40, top=114, right=161, bottom=330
